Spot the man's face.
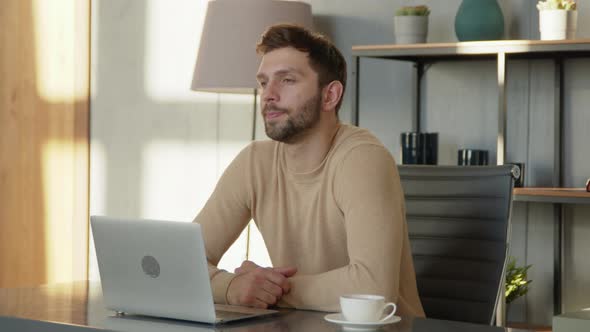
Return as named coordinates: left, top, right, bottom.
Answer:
left=256, top=47, right=322, bottom=143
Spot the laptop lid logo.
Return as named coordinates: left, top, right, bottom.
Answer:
left=141, top=255, right=160, bottom=278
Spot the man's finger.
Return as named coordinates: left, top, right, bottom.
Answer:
left=235, top=260, right=260, bottom=274
left=261, top=279, right=283, bottom=298
left=242, top=260, right=259, bottom=269
left=251, top=299, right=269, bottom=309
left=256, top=290, right=277, bottom=305
left=273, top=266, right=297, bottom=277
left=262, top=270, right=290, bottom=293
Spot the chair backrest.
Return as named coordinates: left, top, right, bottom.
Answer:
left=398, top=165, right=516, bottom=325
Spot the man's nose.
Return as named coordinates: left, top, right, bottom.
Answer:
left=262, top=81, right=279, bottom=103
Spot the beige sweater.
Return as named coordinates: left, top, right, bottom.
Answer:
left=194, top=124, right=425, bottom=317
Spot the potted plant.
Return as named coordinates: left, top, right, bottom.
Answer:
left=505, top=256, right=533, bottom=305
left=537, top=0, right=578, bottom=40
left=394, top=5, right=430, bottom=44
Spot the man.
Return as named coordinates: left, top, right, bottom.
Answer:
left=193, top=24, right=424, bottom=317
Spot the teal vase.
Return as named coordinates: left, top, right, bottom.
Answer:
left=455, top=0, right=504, bottom=41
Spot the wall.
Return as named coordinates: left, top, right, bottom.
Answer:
left=0, top=0, right=89, bottom=288
left=90, top=0, right=590, bottom=326
left=89, top=0, right=271, bottom=283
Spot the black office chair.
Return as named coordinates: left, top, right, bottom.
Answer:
left=398, top=165, right=518, bottom=325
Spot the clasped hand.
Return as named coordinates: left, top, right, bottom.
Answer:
left=226, top=260, right=297, bottom=309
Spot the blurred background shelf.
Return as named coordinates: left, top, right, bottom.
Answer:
left=514, top=188, right=590, bottom=204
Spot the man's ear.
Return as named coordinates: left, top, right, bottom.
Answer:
left=321, top=80, right=344, bottom=112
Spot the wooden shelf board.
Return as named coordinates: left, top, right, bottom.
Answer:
left=352, top=39, right=590, bottom=61
left=513, top=187, right=590, bottom=204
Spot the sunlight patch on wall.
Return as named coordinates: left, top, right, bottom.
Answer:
left=144, top=0, right=212, bottom=102
left=88, top=140, right=107, bottom=281
left=90, top=0, right=101, bottom=100
left=42, top=140, right=75, bottom=283
left=141, top=140, right=249, bottom=272
left=218, top=228, right=249, bottom=273
left=90, top=140, right=107, bottom=217
left=247, top=222, right=273, bottom=267
left=33, top=0, right=87, bottom=103
left=141, top=140, right=218, bottom=221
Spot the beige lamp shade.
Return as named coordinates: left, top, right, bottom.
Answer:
left=191, top=0, right=313, bottom=93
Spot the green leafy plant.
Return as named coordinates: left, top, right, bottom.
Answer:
left=395, top=5, right=430, bottom=16
left=505, top=256, right=533, bottom=304
left=537, top=0, right=577, bottom=11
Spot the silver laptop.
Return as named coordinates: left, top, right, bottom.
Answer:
left=90, top=216, right=277, bottom=324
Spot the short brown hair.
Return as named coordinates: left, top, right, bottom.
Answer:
left=256, top=24, right=347, bottom=115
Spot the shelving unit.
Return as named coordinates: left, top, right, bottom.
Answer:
left=350, top=39, right=590, bottom=315
left=513, top=186, right=590, bottom=317
left=351, top=39, right=590, bottom=165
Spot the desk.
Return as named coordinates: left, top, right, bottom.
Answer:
left=0, top=281, right=532, bottom=332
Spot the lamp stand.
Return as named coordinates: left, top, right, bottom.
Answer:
left=245, top=89, right=258, bottom=261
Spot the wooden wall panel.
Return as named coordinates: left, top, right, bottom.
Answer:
left=0, top=0, right=89, bottom=288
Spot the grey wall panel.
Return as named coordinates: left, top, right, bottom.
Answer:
left=522, top=60, right=558, bottom=326
left=525, top=204, right=556, bottom=324
left=562, top=4, right=590, bottom=317
left=562, top=58, right=590, bottom=313
left=563, top=59, right=590, bottom=188
left=564, top=206, right=590, bottom=313
left=526, top=60, right=557, bottom=187
left=358, top=58, right=413, bottom=158
left=502, top=35, right=532, bottom=324
left=423, top=61, right=499, bottom=166
left=507, top=202, right=529, bottom=322
left=505, top=60, right=531, bottom=169
left=504, top=57, right=531, bottom=323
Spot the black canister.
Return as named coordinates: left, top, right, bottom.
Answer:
left=401, top=132, right=438, bottom=165
left=458, top=149, right=489, bottom=166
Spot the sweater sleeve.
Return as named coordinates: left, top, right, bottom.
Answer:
left=279, top=144, right=406, bottom=311
left=192, top=144, right=253, bottom=304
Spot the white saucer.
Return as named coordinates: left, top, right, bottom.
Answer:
left=324, top=313, right=401, bottom=331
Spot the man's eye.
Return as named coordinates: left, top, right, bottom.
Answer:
left=283, top=78, right=295, bottom=83
left=258, top=82, right=267, bottom=88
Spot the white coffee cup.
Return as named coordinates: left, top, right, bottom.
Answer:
left=340, top=294, right=397, bottom=323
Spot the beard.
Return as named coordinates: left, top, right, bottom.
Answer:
left=263, top=92, right=322, bottom=143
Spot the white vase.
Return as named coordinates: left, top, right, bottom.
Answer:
left=394, top=16, right=428, bottom=44
left=539, top=10, right=577, bottom=40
